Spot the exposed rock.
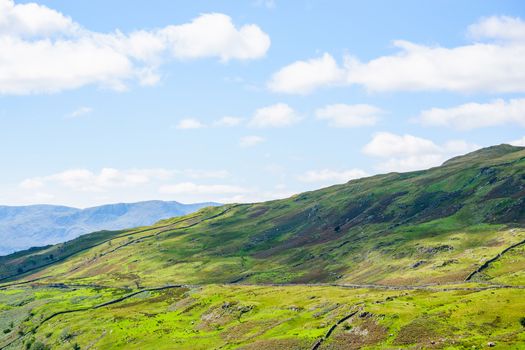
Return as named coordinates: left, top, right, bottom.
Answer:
left=411, top=260, right=426, bottom=268
left=418, top=245, right=454, bottom=255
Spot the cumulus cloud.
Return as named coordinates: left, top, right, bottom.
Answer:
left=510, top=136, right=525, bottom=147
left=268, top=53, right=344, bottom=94
left=298, top=169, right=367, bottom=183
left=417, top=98, right=525, bottom=130
left=315, top=104, right=381, bottom=128
left=239, top=135, right=265, bottom=147
left=249, top=103, right=300, bottom=128
left=363, top=132, right=440, bottom=158
left=159, top=182, right=248, bottom=195
left=23, top=168, right=174, bottom=192
left=363, top=132, right=480, bottom=172
left=12, top=166, right=302, bottom=207
left=269, top=16, right=525, bottom=94
left=19, top=178, right=44, bottom=190
left=468, top=15, right=525, bottom=42
left=0, top=0, right=78, bottom=37
left=13, top=167, right=234, bottom=206
left=160, top=13, right=270, bottom=61
left=175, top=118, right=206, bottom=129
left=18, top=168, right=232, bottom=192
left=0, top=1, right=270, bottom=94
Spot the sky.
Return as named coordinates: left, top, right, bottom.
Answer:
left=1, top=0, right=525, bottom=208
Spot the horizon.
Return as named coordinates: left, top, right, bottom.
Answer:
left=2, top=143, right=523, bottom=209
left=1, top=0, right=525, bottom=208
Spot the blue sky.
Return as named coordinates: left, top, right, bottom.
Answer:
left=1, top=0, right=525, bottom=207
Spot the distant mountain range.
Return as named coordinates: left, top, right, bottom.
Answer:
left=0, top=200, right=218, bottom=256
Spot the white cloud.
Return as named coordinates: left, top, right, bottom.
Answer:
left=12, top=167, right=233, bottom=207
left=0, top=1, right=270, bottom=95
left=363, top=132, right=441, bottom=158
left=249, top=103, right=300, bottom=128
left=160, top=13, right=270, bottom=61
left=176, top=118, right=205, bottom=129
left=183, top=169, right=229, bottom=179
left=19, top=178, right=44, bottom=189
left=417, top=98, right=525, bottom=130
left=315, top=104, right=381, bottom=128
left=510, top=136, right=525, bottom=147
left=67, top=106, right=92, bottom=119
left=468, top=15, right=525, bottom=42
left=0, top=0, right=78, bottom=37
left=363, top=132, right=480, bottom=172
left=239, top=135, right=265, bottom=147
left=214, top=116, right=243, bottom=127
left=269, top=16, right=525, bottom=94
left=40, top=168, right=174, bottom=192
left=268, top=53, right=344, bottom=94
left=19, top=168, right=233, bottom=193
left=159, top=182, right=248, bottom=195
left=10, top=167, right=310, bottom=207
left=298, top=169, right=367, bottom=183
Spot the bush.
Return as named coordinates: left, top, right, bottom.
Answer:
left=72, top=343, right=81, bottom=350
left=31, top=341, right=49, bottom=350
left=3, top=328, right=11, bottom=334
left=520, top=317, right=525, bottom=327
left=60, top=328, right=73, bottom=342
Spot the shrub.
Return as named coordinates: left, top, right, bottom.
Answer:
left=31, top=341, right=49, bottom=350
left=520, top=317, right=525, bottom=327
left=3, top=328, right=11, bottom=334
left=60, top=328, right=73, bottom=342
left=72, top=343, right=81, bottom=350
left=343, top=323, right=352, bottom=331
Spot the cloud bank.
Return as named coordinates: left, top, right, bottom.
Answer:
left=0, top=0, right=270, bottom=94
left=269, top=16, right=525, bottom=94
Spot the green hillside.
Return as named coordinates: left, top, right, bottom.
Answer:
left=1, top=144, right=525, bottom=349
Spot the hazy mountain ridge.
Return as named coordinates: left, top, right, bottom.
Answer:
left=0, top=200, right=218, bottom=256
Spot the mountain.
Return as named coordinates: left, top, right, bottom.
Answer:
left=0, top=200, right=218, bottom=256
left=2, top=144, right=523, bottom=285
left=1, top=145, right=524, bottom=349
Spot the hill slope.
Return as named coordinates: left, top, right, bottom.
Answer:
left=2, top=144, right=524, bottom=286
left=0, top=200, right=218, bottom=256
left=1, top=144, right=525, bottom=350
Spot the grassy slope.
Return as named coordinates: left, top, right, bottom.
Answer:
left=1, top=145, right=525, bottom=349
left=2, top=145, right=524, bottom=287
left=2, top=284, right=525, bottom=349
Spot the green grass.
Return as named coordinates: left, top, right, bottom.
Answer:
left=0, top=145, right=524, bottom=349
left=2, top=284, right=525, bottom=349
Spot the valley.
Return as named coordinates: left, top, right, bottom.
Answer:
left=1, top=145, right=524, bottom=349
